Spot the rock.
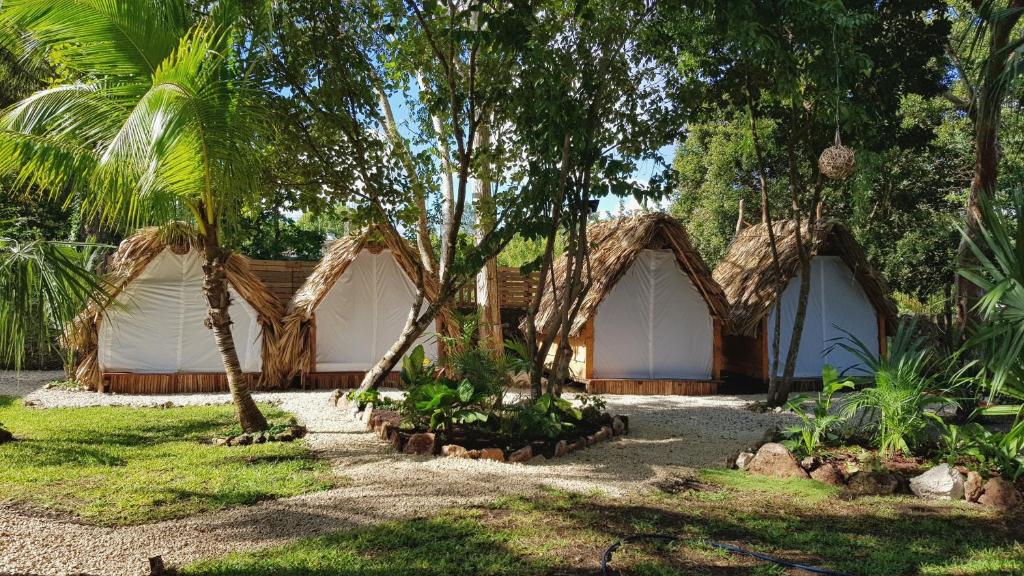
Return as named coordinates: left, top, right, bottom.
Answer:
left=508, top=446, right=533, bottom=463
left=593, top=429, right=609, bottom=443
left=586, top=434, right=598, bottom=446
left=800, top=456, right=819, bottom=471
left=615, top=415, right=630, bottom=434
left=233, top=434, right=253, bottom=446
left=253, top=432, right=267, bottom=444
left=910, top=464, right=965, bottom=500
left=442, top=444, right=470, bottom=458
left=272, top=430, right=294, bottom=442
left=965, top=471, right=984, bottom=503
left=810, top=462, right=846, bottom=486
left=403, top=432, right=436, bottom=455
left=746, top=443, right=809, bottom=479
left=291, top=425, right=308, bottom=439
left=571, top=440, right=586, bottom=452
left=601, top=425, right=614, bottom=438
left=846, top=471, right=902, bottom=497
left=388, top=430, right=402, bottom=451
left=977, top=477, right=1023, bottom=510
left=735, top=451, right=755, bottom=471
left=329, top=389, right=342, bottom=406
left=478, top=448, right=505, bottom=462
left=553, top=440, right=569, bottom=457
left=212, top=437, right=228, bottom=446
left=379, top=422, right=394, bottom=440
left=612, top=417, right=626, bottom=435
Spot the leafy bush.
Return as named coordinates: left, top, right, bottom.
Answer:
left=400, top=345, right=497, bottom=433
left=497, top=393, right=583, bottom=440
left=346, top=388, right=399, bottom=411
left=837, top=319, right=957, bottom=458
left=941, top=420, right=1024, bottom=481
left=438, top=314, right=511, bottom=406
left=781, top=365, right=854, bottom=457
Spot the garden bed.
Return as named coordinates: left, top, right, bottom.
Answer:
left=343, top=400, right=629, bottom=464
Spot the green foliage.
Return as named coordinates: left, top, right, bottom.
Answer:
left=780, top=366, right=855, bottom=457
left=400, top=345, right=497, bottom=432
left=346, top=388, right=399, bottom=411
left=438, top=314, right=511, bottom=402
left=0, top=238, right=110, bottom=370
left=0, top=397, right=333, bottom=526
left=497, top=393, right=583, bottom=441
left=941, top=421, right=1024, bottom=482
left=838, top=320, right=957, bottom=458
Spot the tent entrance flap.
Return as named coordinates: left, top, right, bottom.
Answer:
left=314, top=249, right=436, bottom=372
left=592, top=249, right=714, bottom=380
left=98, top=249, right=263, bottom=373
left=768, top=255, right=879, bottom=378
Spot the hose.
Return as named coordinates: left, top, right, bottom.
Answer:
left=600, top=533, right=856, bottom=576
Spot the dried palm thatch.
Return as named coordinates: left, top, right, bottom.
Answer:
left=67, top=224, right=286, bottom=390
left=713, top=219, right=898, bottom=337
left=532, top=212, right=729, bottom=339
left=279, top=223, right=456, bottom=380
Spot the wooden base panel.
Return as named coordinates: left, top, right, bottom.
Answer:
left=585, top=379, right=720, bottom=395
left=102, top=372, right=263, bottom=394
left=301, top=371, right=403, bottom=390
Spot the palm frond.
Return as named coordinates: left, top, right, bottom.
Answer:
left=0, top=0, right=187, bottom=79
left=0, top=238, right=112, bottom=370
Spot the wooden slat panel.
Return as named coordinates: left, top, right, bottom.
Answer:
left=301, top=371, right=403, bottom=390
left=103, top=372, right=263, bottom=394
left=585, top=379, right=721, bottom=396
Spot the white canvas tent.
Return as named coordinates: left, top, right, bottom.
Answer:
left=98, top=249, right=264, bottom=373
left=312, top=249, right=437, bottom=372
left=767, top=256, right=879, bottom=378
left=593, top=249, right=714, bottom=379
left=531, top=213, right=728, bottom=395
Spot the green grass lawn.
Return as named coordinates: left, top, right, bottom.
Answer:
left=0, top=396, right=335, bottom=526
left=184, top=471, right=1024, bottom=576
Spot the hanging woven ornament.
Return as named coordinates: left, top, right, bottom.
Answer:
left=818, top=129, right=855, bottom=180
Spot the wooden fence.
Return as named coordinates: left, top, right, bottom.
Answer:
left=248, top=260, right=318, bottom=304
left=250, top=259, right=538, bottom=310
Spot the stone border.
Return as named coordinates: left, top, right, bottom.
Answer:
left=342, top=397, right=629, bottom=464
left=211, top=424, right=307, bottom=447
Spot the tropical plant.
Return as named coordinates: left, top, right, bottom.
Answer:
left=399, top=345, right=496, bottom=434
left=781, top=365, right=855, bottom=457
left=0, top=0, right=273, bottom=431
left=941, top=420, right=1024, bottom=481
left=837, top=319, right=958, bottom=458
left=0, top=238, right=109, bottom=370
left=497, top=393, right=583, bottom=441
left=438, top=314, right=510, bottom=404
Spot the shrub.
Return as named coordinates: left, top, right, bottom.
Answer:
left=941, top=421, right=1024, bottom=481
left=780, top=365, right=854, bottom=457
left=497, top=393, right=584, bottom=441
left=399, top=345, right=497, bottom=433
left=837, top=319, right=957, bottom=458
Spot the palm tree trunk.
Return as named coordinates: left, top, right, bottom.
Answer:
left=201, top=225, right=267, bottom=432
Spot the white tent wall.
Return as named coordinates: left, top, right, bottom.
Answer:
left=314, top=249, right=437, bottom=372
left=98, top=249, right=263, bottom=373
left=768, top=255, right=879, bottom=378
left=593, top=249, right=714, bottom=379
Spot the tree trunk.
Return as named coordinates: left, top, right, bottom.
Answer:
left=201, top=225, right=267, bottom=432
left=956, top=1, right=1024, bottom=332
left=474, top=119, right=503, bottom=355
left=355, top=281, right=429, bottom=394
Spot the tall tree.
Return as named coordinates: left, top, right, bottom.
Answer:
left=660, top=0, right=949, bottom=405
left=0, top=0, right=273, bottom=431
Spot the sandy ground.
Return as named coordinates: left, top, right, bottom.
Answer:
left=0, top=373, right=792, bottom=576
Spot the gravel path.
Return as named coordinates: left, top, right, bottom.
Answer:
left=1, top=375, right=792, bottom=576
left=0, top=371, right=66, bottom=398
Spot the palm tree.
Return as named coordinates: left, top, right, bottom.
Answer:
left=0, top=1, right=271, bottom=431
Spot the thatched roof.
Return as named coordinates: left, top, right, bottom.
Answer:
left=278, top=223, right=455, bottom=378
left=67, top=224, right=286, bottom=389
left=712, top=219, right=898, bottom=337
left=532, top=213, right=729, bottom=339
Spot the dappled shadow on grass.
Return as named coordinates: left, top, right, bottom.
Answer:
left=493, top=481, right=1024, bottom=576
left=181, top=515, right=595, bottom=576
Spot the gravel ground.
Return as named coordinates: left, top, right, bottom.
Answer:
left=0, top=371, right=66, bottom=398
left=1, top=374, right=792, bottom=576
